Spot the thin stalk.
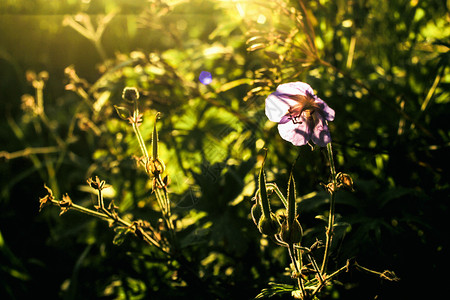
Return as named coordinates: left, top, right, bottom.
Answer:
left=132, top=119, right=149, bottom=161
left=311, top=261, right=350, bottom=297
left=50, top=198, right=109, bottom=221
left=43, top=155, right=59, bottom=198
left=320, top=142, right=337, bottom=275
left=267, top=183, right=288, bottom=208
left=293, top=244, right=324, bottom=284
left=49, top=197, right=165, bottom=252
left=307, top=252, right=324, bottom=285
left=288, top=243, right=306, bottom=299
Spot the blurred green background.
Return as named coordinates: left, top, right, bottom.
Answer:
left=0, top=0, right=449, bottom=299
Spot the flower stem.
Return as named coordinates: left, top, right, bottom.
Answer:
left=266, top=183, right=288, bottom=209
left=321, top=142, right=337, bottom=275
left=132, top=119, right=149, bottom=161
left=49, top=197, right=167, bottom=253
left=312, top=260, right=351, bottom=297
left=288, top=243, right=306, bottom=299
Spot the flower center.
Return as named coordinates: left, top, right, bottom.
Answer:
left=288, top=108, right=315, bottom=124
left=286, top=93, right=319, bottom=124
left=303, top=109, right=314, bottom=120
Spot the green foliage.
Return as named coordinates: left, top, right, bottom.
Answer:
left=0, top=0, right=448, bottom=299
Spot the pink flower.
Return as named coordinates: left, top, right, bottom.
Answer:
left=265, top=82, right=335, bottom=147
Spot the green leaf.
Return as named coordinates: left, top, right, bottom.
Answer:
left=315, top=215, right=328, bottom=223
left=246, top=43, right=266, bottom=52
left=255, top=282, right=295, bottom=298
left=112, top=227, right=132, bottom=246
left=113, top=105, right=131, bottom=120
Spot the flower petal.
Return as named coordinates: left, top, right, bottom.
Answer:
left=265, top=92, right=303, bottom=123
left=276, top=81, right=314, bottom=97
left=265, top=82, right=315, bottom=123
left=310, top=114, right=331, bottom=147
left=277, top=117, right=311, bottom=146
left=265, top=92, right=292, bottom=122
left=315, top=97, right=335, bottom=121
left=279, top=114, right=291, bottom=124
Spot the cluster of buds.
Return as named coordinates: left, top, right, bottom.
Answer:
left=251, top=150, right=303, bottom=243
left=26, top=70, right=49, bottom=89
left=87, top=176, right=111, bottom=191
left=115, top=87, right=168, bottom=190
left=21, top=70, right=50, bottom=116
left=64, top=65, right=89, bottom=93
left=39, top=184, right=73, bottom=216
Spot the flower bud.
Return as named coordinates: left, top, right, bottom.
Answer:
left=38, top=71, right=49, bottom=81
left=251, top=200, right=262, bottom=226
left=122, top=87, right=140, bottom=102
left=258, top=212, right=281, bottom=236
left=87, top=176, right=111, bottom=191
left=147, top=158, right=166, bottom=177
left=280, top=218, right=303, bottom=244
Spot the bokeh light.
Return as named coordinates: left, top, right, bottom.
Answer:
left=199, top=71, right=212, bottom=85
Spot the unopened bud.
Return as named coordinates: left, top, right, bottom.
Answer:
left=87, top=176, right=110, bottom=191
left=122, top=87, right=140, bottom=102
left=38, top=71, right=49, bottom=81
left=280, top=219, right=303, bottom=244
left=147, top=158, right=166, bottom=177
left=251, top=200, right=262, bottom=226
left=258, top=213, right=281, bottom=236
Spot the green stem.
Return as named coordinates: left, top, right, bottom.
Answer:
left=312, top=261, right=350, bottom=297
left=288, top=243, right=306, bottom=299
left=307, top=252, right=324, bottom=285
left=321, top=142, right=337, bottom=275
left=326, top=142, right=337, bottom=182
left=51, top=198, right=109, bottom=221
left=267, top=183, right=288, bottom=209
left=49, top=198, right=166, bottom=252
left=132, top=120, right=149, bottom=161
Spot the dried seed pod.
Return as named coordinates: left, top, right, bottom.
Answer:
left=337, top=172, right=354, bottom=191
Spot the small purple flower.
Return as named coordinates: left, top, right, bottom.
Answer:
left=199, top=71, right=212, bottom=85
left=265, top=82, right=335, bottom=147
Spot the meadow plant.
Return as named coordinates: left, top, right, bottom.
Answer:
left=251, top=82, right=398, bottom=299
left=39, top=86, right=204, bottom=290
left=39, top=82, right=398, bottom=299
left=2, top=0, right=444, bottom=298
